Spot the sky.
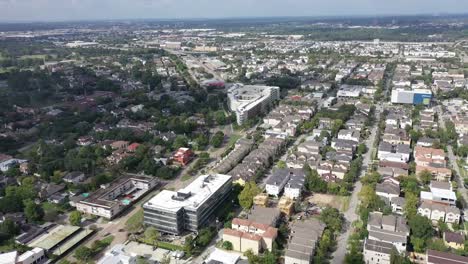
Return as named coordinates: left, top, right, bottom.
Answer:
left=0, top=0, right=467, bottom=22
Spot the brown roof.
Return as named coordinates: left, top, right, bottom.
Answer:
left=223, top=228, right=243, bottom=238
left=427, top=249, right=468, bottom=264
left=241, top=232, right=262, bottom=241
left=444, top=232, right=465, bottom=244
left=379, top=161, right=409, bottom=170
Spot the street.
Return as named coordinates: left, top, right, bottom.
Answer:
left=435, top=105, right=468, bottom=205
left=331, top=105, right=382, bottom=264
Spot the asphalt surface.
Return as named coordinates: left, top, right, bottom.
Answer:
left=331, top=105, right=382, bottom=264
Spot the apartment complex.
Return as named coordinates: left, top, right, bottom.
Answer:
left=76, top=174, right=157, bottom=219
left=228, top=84, right=280, bottom=125
left=143, top=174, right=232, bottom=235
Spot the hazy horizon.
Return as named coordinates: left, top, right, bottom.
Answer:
left=0, top=0, right=468, bottom=23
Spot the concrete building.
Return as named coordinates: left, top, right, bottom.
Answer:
left=228, top=84, right=280, bottom=125
left=143, top=174, right=232, bottom=235
left=77, top=175, right=157, bottom=219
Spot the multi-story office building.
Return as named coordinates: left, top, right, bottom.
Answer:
left=143, top=174, right=232, bottom=235
left=227, top=84, right=280, bottom=125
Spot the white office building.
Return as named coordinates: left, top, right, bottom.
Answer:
left=143, top=174, right=232, bottom=235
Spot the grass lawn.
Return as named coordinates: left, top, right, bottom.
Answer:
left=181, top=174, right=192, bottom=182
left=19, top=54, right=47, bottom=60
left=138, top=238, right=184, bottom=251
left=227, top=134, right=241, bottom=146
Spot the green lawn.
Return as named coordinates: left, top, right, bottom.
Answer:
left=181, top=174, right=192, bottom=182
left=19, top=54, right=47, bottom=60
left=227, top=134, right=241, bottom=146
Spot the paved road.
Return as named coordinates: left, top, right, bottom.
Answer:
left=331, top=106, right=382, bottom=264
left=435, top=105, right=468, bottom=205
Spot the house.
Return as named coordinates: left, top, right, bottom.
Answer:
left=331, top=139, right=356, bottom=153
left=109, top=141, right=130, bottom=150
left=283, top=169, right=306, bottom=200
left=417, top=137, right=436, bottom=147
left=376, top=178, right=400, bottom=200
left=426, top=249, right=468, bottom=264
left=126, top=143, right=141, bottom=153
left=63, top=171, right=85, bottom=184
left=377, top=142, right=411, bottom=163
left=337, top=129, right=360, bottom=142
left=367, top=212, right=409, bottom=253
left=390, top=197, right=405, bottom=215
left=363, top=238, right=395, bottom=264
left=0, top=154, right=27, bottom=172
left=418, top=201, right=460, bottom=224
left=284, top=219, right=326, bottom=264
left=38, top=183, right=66, bottom=200
left=414, top=146, right=446, bottom=167
left=172, top=147, right=194, bottom=166
left=416, top=165, right=451, bottom=182
left=223, top=217, right=278, bottom=254
left=420, top=181, right=457, bottom=206
left=443, top=231, right=464, bottom=250
left=265, top=169, right=291, bottom=197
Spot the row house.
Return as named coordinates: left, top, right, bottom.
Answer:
left=418, top=201, right=460, bottom=224
left=367, top=212, right=409, bottom=253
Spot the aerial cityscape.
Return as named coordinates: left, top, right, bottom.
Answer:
left=0, top=2, right=468, bottom=264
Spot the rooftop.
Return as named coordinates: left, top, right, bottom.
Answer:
left=144, top=174, right=231, bottom=212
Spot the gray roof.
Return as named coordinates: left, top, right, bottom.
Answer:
left=396, top=144, right=411, bottom=154
left=364, top=238, right=396, bottom=255
left=390, top=197, right=406, bottom=207
left=285, top=219, right=326, bottom=261
left=376, top=182, right=400, bottom=196
left=247, top=206, right=280, bottom=226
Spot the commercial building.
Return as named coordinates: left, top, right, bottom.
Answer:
left=227, top=84, right=280, bottom=125
left=143, top=174, right=232, bottom=235
left=391, top=88, right=432, bottom=105
left=77, top=175, right=157, bottom=219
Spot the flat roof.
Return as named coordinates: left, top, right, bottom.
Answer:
left=28, top=225, right=80, bottom=250
left=144, top=174, right=231, bottom=212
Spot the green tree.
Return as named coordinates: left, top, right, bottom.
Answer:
left=238, top=181, right=261, bottom=210
left=184, top=235, right=195, bottom=255
left=74, top=246, right=94, bottom=262
left=144, top=227, right=160, bottom=248
left=211, top=131, right=225, bottom=148
left=277, top=160, right=287, bottom=169
left=319, top=207, right=343, bottom=233
left=403, top=193, right=418, bottom=220
left=222, top=241, right=233, bottom=250
left=69, top=211, right=82, bottom=226
left=427, top=238, right=449, bottom=252
left=24, top=199, right=43, bottom=223
left=418, top=170, right=432, bottom=185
